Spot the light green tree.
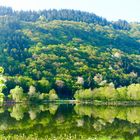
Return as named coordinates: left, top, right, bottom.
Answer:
left=28, top=85, right=36, bottom=96
left=49, top=89, right=59, bottom=100
left=10, top=86, right=26, bottom=102
left=127, top=84, right=140, bottom=100
left=93, top=86, right=117, bottom=101
left=116, top=86, right=127, bottom=100
left=0, top=67, right=5, bottom=103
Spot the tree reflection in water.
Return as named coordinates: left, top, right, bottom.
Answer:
left=0, top=103, right=140, bottom=140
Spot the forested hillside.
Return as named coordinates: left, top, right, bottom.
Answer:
left=0, top=6, right=140, bottom=99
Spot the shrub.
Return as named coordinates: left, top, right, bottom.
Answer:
left=93, top=86, right=117, bottom=101
left=127, top=84, right=140, bottom=101
left=74, top=89, right=93, bottom=101
left=49, top=89, right=59, bottom=100
left=75, top=84, right=140, bottom=101
left=39, top=93, right=49, bottom=100
left=10, top=86, right=27, bottom=102
left=116, top=86, right=127, bottom=101
left=0, top=93, right=5, bottom=103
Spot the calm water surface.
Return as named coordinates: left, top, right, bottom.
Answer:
left=0, top=103, right=140, bottom=140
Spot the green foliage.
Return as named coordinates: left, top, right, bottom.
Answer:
left=0, top=93, right=5, bottom=103
left=10, top=86, right=27, bottom=102
left=93, top=86, right=117, bottom=101
left=0, top=67, right=4, bottom=74
left=74, top=89, right=93, bottom=101
left=28, top=86, right=40, bottom=102
left=39, top=93, right=49, bottom=100
left=116, top=86, right=127, bottom=100
left=0, top=67, right=6, bottom=100
left=75, top=84, right=140, bottom=101
left=49, top=89, right=59, bottom=100
left=28, top=85, right=36, bottom=96
left=127, top=84, right=140, bottom=101
left=0, top=76, right=6, bottom=93
left=0, top=7, right=140, bottom=99
left=37, top=78, right=51, bottom=93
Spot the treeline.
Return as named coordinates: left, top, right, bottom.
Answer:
left=1, top=65, right=140, bottom=102
left=75, top=83, right=140, bottom=101
left=0, top=67, right=59, bottom=103
left=0, top=6, right=130, bottom=30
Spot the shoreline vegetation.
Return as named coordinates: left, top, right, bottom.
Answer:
left=2, top=99, right=140, bottom=107
left=1, top=66, right=140, bottom=106
left=74, top=84, right=140, bottom=103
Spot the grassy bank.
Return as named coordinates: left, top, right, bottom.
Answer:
left=0, top=134, right=127, bottom=140
left=2, top=99, right=140, bottom=106
left=74, top=100, right=140, bottom=106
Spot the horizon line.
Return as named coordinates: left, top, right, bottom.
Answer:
left=0, top=5, right=139, bottom=23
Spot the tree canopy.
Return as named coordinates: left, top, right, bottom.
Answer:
left=0, top=7, right=140, bottom=99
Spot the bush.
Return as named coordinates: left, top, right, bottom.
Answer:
left=93, top=86, right=117, bottom=101
left=127, top=84, right=140, bottom=101
left=74, top=89, right=93, bottom=101
left=10, top=86, right=27, bottom=102
left=49, top=89, right=59, bottom=100
left=37, top=78, right=51, bottom=93
left=116, top=86, right=127, bottom=101
left=39, top=93, right=49, bottom=100
left=74, top=84, right=140, bottom=101
left=0, top=93, right=5, bottom=103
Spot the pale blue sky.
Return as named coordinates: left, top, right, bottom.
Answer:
left=0, top=0, right=139, bottom=22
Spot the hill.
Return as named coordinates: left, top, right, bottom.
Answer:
left=0, top=7, right=140, bottom=98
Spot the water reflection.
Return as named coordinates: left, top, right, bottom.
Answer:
left=75, top=105, right=140, bottom=124
left=0, top=103, right=140, bottom=139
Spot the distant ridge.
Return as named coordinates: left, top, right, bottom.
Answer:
left=0, top=6, right=130, bottom=30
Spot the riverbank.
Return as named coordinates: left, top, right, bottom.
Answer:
left=2, top=100, right=140, bottom=106
left=43, top=99, right=78, bottom=104
left=75, top=100, right=140, bottom=106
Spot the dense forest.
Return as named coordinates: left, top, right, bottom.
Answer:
left=0, top=6, right=140, bottom=100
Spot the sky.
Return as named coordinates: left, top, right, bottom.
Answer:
left=0, top=0, right=139, bottom=22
